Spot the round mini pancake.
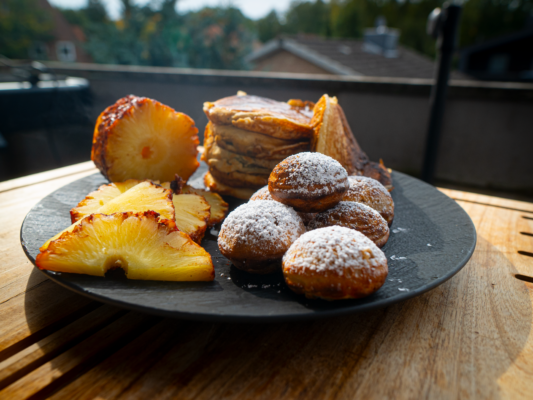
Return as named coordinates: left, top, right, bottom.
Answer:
left=282, top=226, right=388, bottom=300
left=343, top=176, right=394, bottom=226
left=268, top=152, right=349, bottom=213
left=218, top=200, right=305, bottom=273
left=307, top=201, right=390, bottom=247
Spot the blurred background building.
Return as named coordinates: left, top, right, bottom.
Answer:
left=1, top=0, right=532, bottom=198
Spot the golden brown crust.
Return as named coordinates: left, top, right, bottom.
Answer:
left=181, top=186, right=229, bottom=226
left=267, top=153, right=349, bottom=213
left=311, top=94, right=392, bottom=188
left=210, top=123, right=310, bottom=160
left=209, top=166, right=268, bottom=189
left=218, top=201, right=305, bottom=274
left=204, top=172, right=256, bottom=200
left=343, top=176, right=395, bottom=226
left=284, top=266, right=388, bottom=300
left=203, top=95, right=314, bottom=140
left=269, top=190, right=344, bottom=214
left=37, top=211, right=178, bottom=268
left=249, top=186, right=317, bottom=226
left=202, top=123, right=272, bottom=188
left=307, top=202, right=390, bottom=247
left=92, top=95, right=140, bottom=179
left=282, top=227, right=388, bottom=300
left=92, top=95, right=199, bottom=183
left=204, top=134, right=281, bottom=174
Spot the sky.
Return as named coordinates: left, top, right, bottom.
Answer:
left=48, top=0, right=292, bottom=20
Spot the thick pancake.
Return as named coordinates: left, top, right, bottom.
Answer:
left=204, top=94, right=314, bottom=140
left=203, top=130, right=281, bottom=175
left=209, top=166, right=268, bottom=188
left=311, top=94, right=392, bottom=188
left=204, top=171, right=256, bottom=200
left=210, top=123, right=310, bottom=160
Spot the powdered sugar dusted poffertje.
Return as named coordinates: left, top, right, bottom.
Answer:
left=307, top=201, right=390, bottom=248
left=268, top=152, right=349, bottom=213
left=282, top=226, right=388, bottom=300
left=218, top=200, right=305, bottom=274
left=343, top=176, right=395, bottom=226
left=250, top=186, right=317, bottom=226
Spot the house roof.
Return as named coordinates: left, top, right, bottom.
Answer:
left=247, top=35, right=467, bottom=79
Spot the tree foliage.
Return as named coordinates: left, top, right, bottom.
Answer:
left=2, top=0, right=531, bottom=67
left=0, top=0, right=53, bottom=59
left=257, top=0, right=533, bottom=58
left=58, top=0, right=253, bottom=69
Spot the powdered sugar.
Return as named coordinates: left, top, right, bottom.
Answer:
left=218, top=200, right=304, bottom=256
left=250, top=186, right=272, bottom=201
left=308, top=201, right=384, bottom=229
left=347, top=176, right=391, bottom=198
left=274, top=152, right=348, bottom=196
left=283, top=226, right=387, bottom=276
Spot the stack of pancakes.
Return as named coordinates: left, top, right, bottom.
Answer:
left=202, top=93, right=314, bottom=199
left=202, top=92, right=392, bottom=199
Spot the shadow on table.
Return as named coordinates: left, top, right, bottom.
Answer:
left=20, top=236, right=532, bottom=399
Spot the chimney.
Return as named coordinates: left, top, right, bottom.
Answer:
left=363, top=17, right=399, bottom=58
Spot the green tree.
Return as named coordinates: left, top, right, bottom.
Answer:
left=257, top=11, right=283, bottom=42
left=185, top=7, right=255, bottom=69
left=329, top=0, right=365, bottom=38
left=0, top=0, right=53, bottom=59
left=284, top=0, right=331, bottom=36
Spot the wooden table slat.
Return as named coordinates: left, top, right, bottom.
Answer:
left=0, top=312, right=160, bottom=399
left=0, top=304, right=123, bottom=390
left=0, top=282, right=95, bottom=361
left=0, top=162, right=96, bottom=194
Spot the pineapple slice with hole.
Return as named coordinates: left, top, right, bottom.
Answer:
left=92, top=95, right=199, bottom=182
left=41, top=182, right=174, bottom=251
left=36, top=211, right=214, bottom=281
left=70, top=179, right=143, bottom=223
left=182, top=186, right=228, bottom=226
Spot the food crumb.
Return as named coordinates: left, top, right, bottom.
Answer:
left=392, top=227, right=408, bottom=234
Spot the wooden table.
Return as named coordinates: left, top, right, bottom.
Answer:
left=1, top=162, right=532, bottom=399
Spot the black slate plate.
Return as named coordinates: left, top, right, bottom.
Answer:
left=20, top=168, right=476, bottom=323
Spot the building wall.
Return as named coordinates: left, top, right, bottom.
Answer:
left=9, top=63, right=533, bottom=192
left=252, top=50, right=334, bottom=75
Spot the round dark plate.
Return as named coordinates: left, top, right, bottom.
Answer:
left=20, top=168, right=476, bottom=323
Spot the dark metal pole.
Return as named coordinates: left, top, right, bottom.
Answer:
left=421, top=3, right=461, bottom=184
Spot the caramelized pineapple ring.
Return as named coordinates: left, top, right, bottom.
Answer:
left=92, top=95, right=199, bottom=182
left=36, top=212, right=214, bottom=281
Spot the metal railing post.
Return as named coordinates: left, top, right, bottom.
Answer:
left=422, top=3, right=462, bottom=184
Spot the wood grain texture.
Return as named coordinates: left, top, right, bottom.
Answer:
left=0, top=165, right=532, bottom=399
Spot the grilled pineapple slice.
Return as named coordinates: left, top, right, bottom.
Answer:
left=182, top=186, right=228, bottom=226
left=42, top=182, right=174, bottom=251
left=36, top=211, right=214, bottom=281
left=70, top=179, right=143, bottom=223
left=159, top=182, right=211, bottom=242
left=92, top=95, right=199, bottom=182
left=171, top=194, right=210, bottom=244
